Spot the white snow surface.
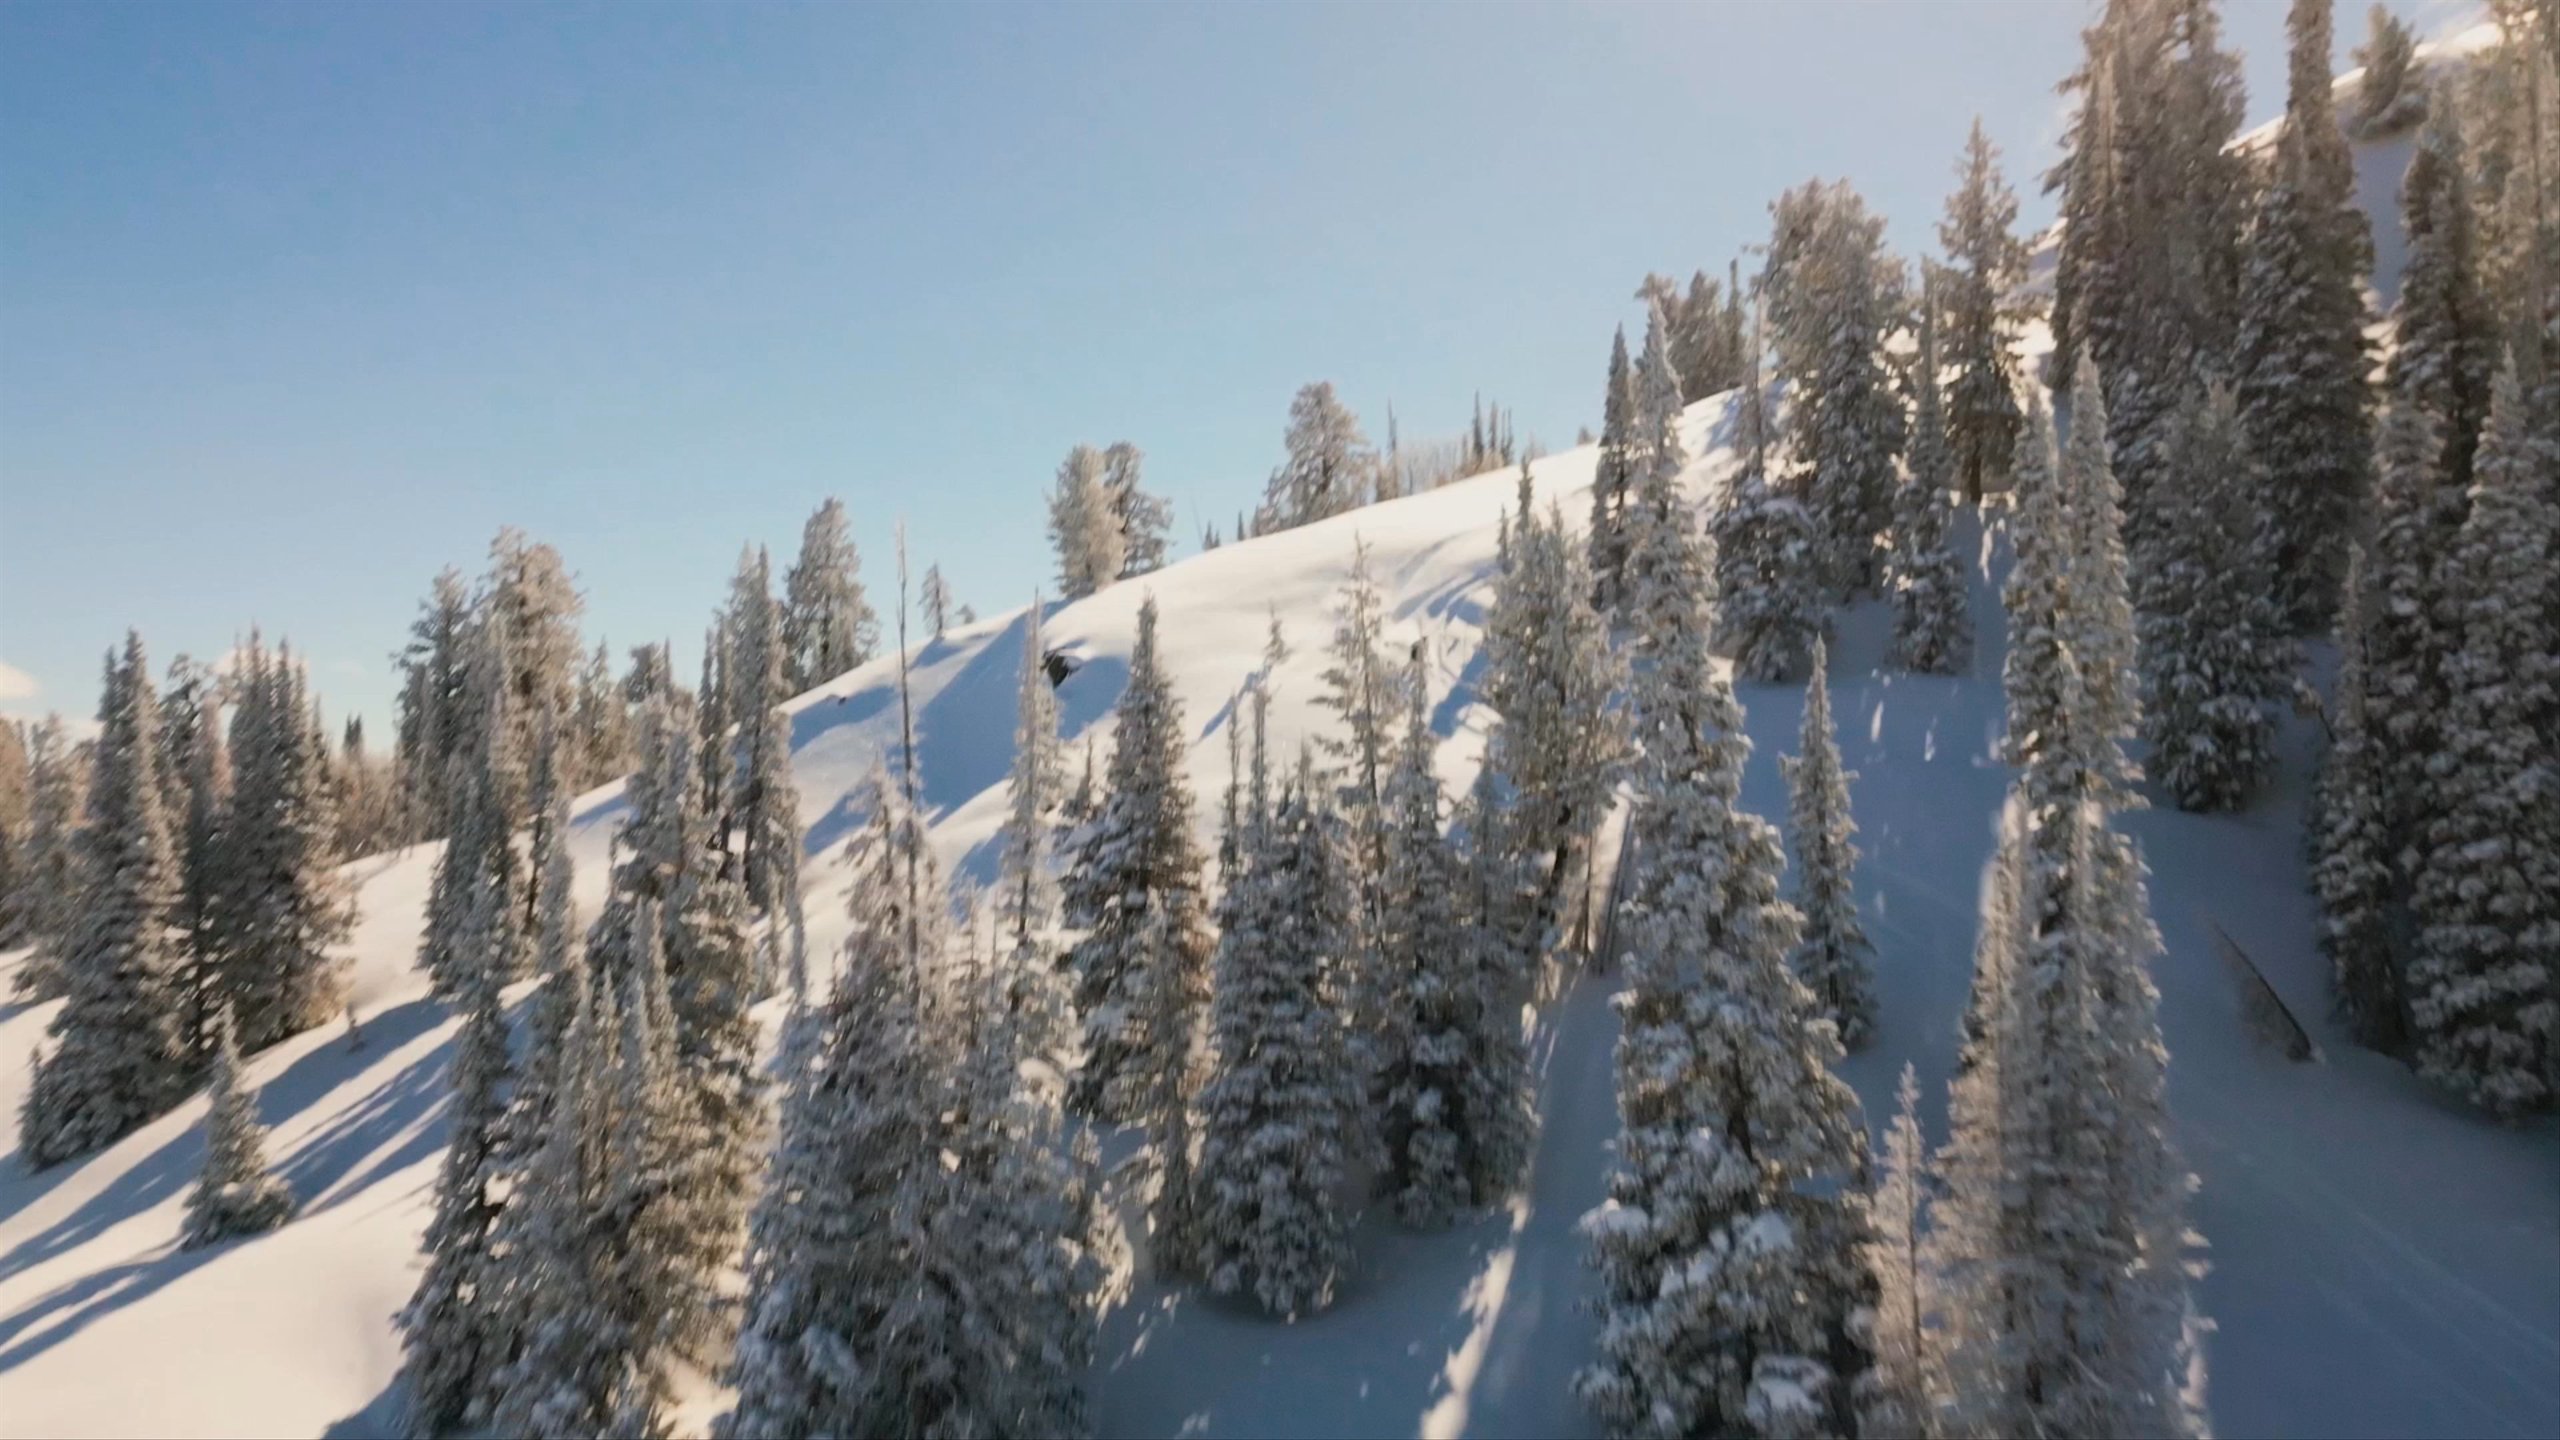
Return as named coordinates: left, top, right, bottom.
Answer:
left=6, top=39, right=2558, bottom=1433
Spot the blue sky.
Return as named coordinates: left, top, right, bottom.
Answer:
left=0, top=0, right=2457, bottom=737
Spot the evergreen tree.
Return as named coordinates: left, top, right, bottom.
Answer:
left=176, top=678, right=232, bottom=1052
left=2363, top=395, right=2457, bottom=845
left=1257, top=381, right=1373, bottom=531
left=1671, top=268, right=1723, bottom=401
left=571, top=639, right=633, bottom=789
left=417, top=611, right=528, bottom=998
left=2238, top=0, right=2379, bottom=632
left=1767, top=180, right=1906, bottom=593
left=723, top=769, right=945, bottom=1439
left=1889, top=281, right=1976, bottom=674
left=782, top=496, right=880, bottom=690
left=2389, top=97, right=2496, bottom=495
left=2311, top=546, right=2407, bottom=1054
left=1049, top=444, right=1127, bottom=600
left=1785, top=639, right=1878, bottom=1050
left=1712, top=325, right=1827, bottom=682
left=1939, top=119, right=2027, bottom=502
left=396, top=865, right=513, bottom=1439
left=1477, top=467, right=1626, bottom=968
left=2407, top=364, right=2560, bottom=1117
left=394, top=567, right=475, bottom=839
left=1579, top=467, right=1872, bottom=1438
left=1316, top=539, right=1398, bottom=1119
left=21, top=635, right=193, bottom=1168
left=920, top=564, right=956, bottom=640
left=2349, top=4, right=2426, bottom=137
left=2064, top=357, right=2143, bottom=793
left=181, top=1007, right=297, bottom=1248
left=1059, top=596, right=1214, bottom=1122
left=2138, top=385, right=2293, bottom=811
left=1589, top=326, right=1640, bottom=612
left=663, top=861, right=771, bottom=1356
left=10, top=715, right=87, bottom=1001
left=1376, top=654, right=1529, bottom=1225
left=726, top=546, right=804, bottom=957
left=0, top=719, right=26, bottom=952
left=1858, top=1064, right=1938, bottom=1439
left=1105, top=441, right=1174, bottom=578
left=484, top=529, right=587, bottom=784
left=216, top=639, right=356, bottom=1050
left=997, top=602, right=1073, bottom=1056
left=1194, top=775, right=1357, bottom=1317
left=528, top=713, right=577, bottom=995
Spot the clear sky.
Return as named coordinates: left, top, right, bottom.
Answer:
left=0, top=0, right=2460, bottom=738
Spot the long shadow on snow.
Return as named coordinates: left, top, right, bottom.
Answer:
left=0, top=1238, right=230, bottom=1371
left=0, top=993, right=453, bottom=1289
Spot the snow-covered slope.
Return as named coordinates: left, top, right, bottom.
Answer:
left=6, top=29, right=2558, bottom=1435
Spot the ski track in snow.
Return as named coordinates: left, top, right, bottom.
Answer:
left=4, top=30, right=2556, bottom=1431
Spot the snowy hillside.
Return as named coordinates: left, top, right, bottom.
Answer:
left=6, top=24, right=2559, bottom=1439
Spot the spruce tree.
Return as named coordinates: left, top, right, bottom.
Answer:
left=1476, top=468, right=1625, bottom=967
left=1858, top=1064, right=1938, bottom=1438
left=174, top=674, right=231, bottom=1049
left=2363, top=395, right=2457, bottom=839
left=1767, top=180, right=1906, bottom=594
left=1939, top=119, right=2026, bottom=503
left=2138, top=385, right=2293, bottom=811
left=1105, top=440, right=1174, bottom=579
left=419, top=611, right=528, bottom=998
left=727, top=546, right=804, bottom=959
left=10, top=714, right=87, bottom=998
left=2407, top=364, right=2560, bottom=1118
left=663, top=861, right=770, bottom=1354
left=997, top=602, right=1073, bottom=1059
left=1376, top=655, right=1526, bottom=1225
left=528, top=713, right=577, bottom=994
left=2311, top=546, right=2407, bottom=1055
left=181, top=1007, right=297, bottom=1248
left=1579, top=466, right=1872, bottom=1438
left=396, top=866, right=513, bottom=1439
left=21, top=635, right=193, bottom=1168
left=2063, top=357, right=2142, bottom=795
left=217, top=640, right=355, bottom=1050
left=723, top=768, right=945, bottom=1439
left=1589, top=326, right=1640, bottom=612
left=2238, top=0, right=2379, bottom=632
left=1316, top=537, right=1399, bottom=1101
left=1060, top=596, right=1214, bottom=1122
left=394, top=568, right=475, bottom=839
left=1049, top=444, right=1127, bottom=600
left=2390, top=97, right=2496, bottom=494
left=782, top=496, right=880, bottom=690
left=1890, top=282, right=1975, bottom=674
left=1194, top=775, right=1357, bottom=1317
left=1785, top=639, right=1878, bottom=1050
left=1712, top=324, right=1826, bottom=682
left=1257, top=381, right=1373, bottom=531
left=2349, top=3, right=2426, bottom=137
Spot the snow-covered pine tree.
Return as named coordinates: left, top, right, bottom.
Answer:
left=1671, top=268, right=1719, bottom=401
left=483, top=529, right=586, bottom=787
left=2389, top=94, right=2496, bottom=494
left=2237, top=0, right=2378, bottom=632
left=1712, top=320, right=1826, bottom=682
left=1376, top=653, right=1533, bottom=1226
left=1767, top=180, right=1906, bottom=594
left=2138, top=384, right=2293, bottom=811
left=172, top=668, right=230, bottom=1049
left=2002, top=391, right=2076, bottom=782
left=527, top=712, right=577, bottom=997
left=1785, top=638, right=1879, bottom=1050
left=1589, top=327, right=1641, bottom=615
left=2349, top=3, right=2426, bottom=137
left=1579, top=462, right=1873, bottom=1438
left=1257, top=381, right=1372, bottom=532
left=2406, top=362, right=2559, bottom=1118
left=722, top=767, right=945, bottom=1439
left=997, top=601, right=1075, bottom=1061
left=599, top=904, right=713, bottom=1432
left=9, top=714, right=87, bottom=998
left=1195, top=772, right=1356, bottom=1317
left=2363, top=393, right=2458, bottom=842
left=662, top=860, right=770, bottom=1358
left=1858, top=1063, right=1938, bottom=1438
left=218, top=639, right=356, bottom=1050
left=782, top=496, right=880, bottom=690
left=570, top=639, right=632, bottom=790
left=0, top=720, right=25, bottom=952
left=419, top=605, right=531, bottom=1000
left=1049, top=444, right=1128, bottom=600
left=1939, top=119, right=2026, bottom=503
left=1476, top=467, right=1626, bottom=972
left=182, top=1006, right=297, bottom=1249
left=20, top=635, right=193, bottom=1167
left=1889, top=278, right=1975, bottom=674
left=2063, top=356, right=2142, bottom=796
left=486, top=958, right=630, bottom=1440
left=726, top=547, right=803, bottom=966
left=2311, top=546, right=2407, bottom=1055
left=1105, top=440, right=1174, bottom=579
left=920, top=563, right=956, bottom=640
left=393, top=567, right=475, bottom=840
left=396, top=870, right=513, bottom=1438
left=1316, top=538, right=1397, bottom=1121
left=1059, top=595, right=1216, bottom=1122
